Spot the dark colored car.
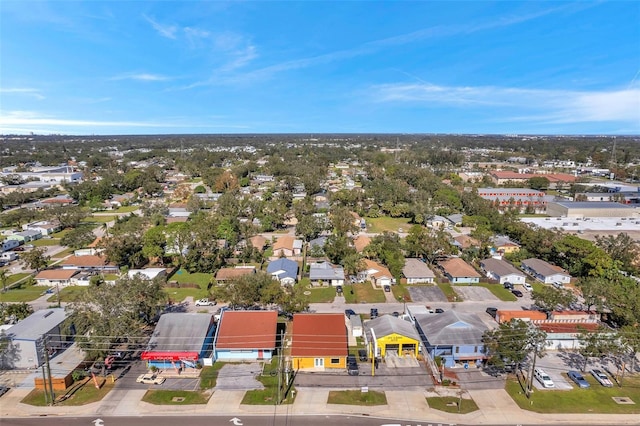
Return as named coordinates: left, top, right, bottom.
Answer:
left=347, top=355, right=359, bottom=376
left=0, top=386, right=9, bottom=397
left=336, top=285, right=343, bottom=294
left=344, top=309, right=356, bottom=318
left=511, top=289, right=523, bottom=298
left=486, top=307, right=498, bottom=318
left=503, top=282, right=514, bottom=290
left=435, top=308, right=445, bottom=313
left=370, top=308, right=378, bottom=319
left=383, top=285, right=391, bottom=292
left=568, top=370, right=590, bottom=388
left=358, top=349, right=368, bottom=361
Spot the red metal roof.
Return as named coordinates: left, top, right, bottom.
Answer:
left=215, top=311, right=278, bottom=350
left=291, top=313, right=347, bottom=358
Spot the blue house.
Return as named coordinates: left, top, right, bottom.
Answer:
left=437, top=257, right=481, bottom=284
left=213, top=311, right=278, bottom=361
left=267, top=258, right=299, bottom=285
left=414, top=311, right=488, bottom=368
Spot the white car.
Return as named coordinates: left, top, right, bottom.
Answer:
left=522, top=283, right=533, bottom=292
left=534, top=367, right=555, bottom=388
left=136, top=373, right=165, bottom=385
left=591, top=369, right=613, bottom=387
left=195, top=298, right=216, bottom=306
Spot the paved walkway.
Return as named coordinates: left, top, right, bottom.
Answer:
left=3, top=384, right=640, bottom=425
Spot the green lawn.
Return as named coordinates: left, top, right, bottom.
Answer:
left=364, top=217, right=411, bottom=233
left=52, top=248, right=75, bottom=259
left=47, top=286, right=87, bottom=303
left=82, top=215, right=117, bottom=224
left=22, top=379, right=113, bottom=406
left=164, top=269, right=213, bottom=302
left=142, top=390, right=209, bottom=405
left=328, top=390, right=387, bottom=406
left=437, top=282, right=458, bottom=302
left=477, top=283, right=517, bottom=301
left=32, top=238, right=62, bottom=247
left=391, top=284, right=412, bottom=302
left=111, top=206, right=139, bottom=213
left=51, top=229, right=72, bottom=238
left=242, top=358, right=295, bottom=405
left=343, top=282, right=386, bottom=304
left=506, top=376, right=640, bottom=414
left=306, top=285, right=337, bottom=303
left=427, top=396, right=479, bottom=414
left=0, top=281, right=45, bottom=302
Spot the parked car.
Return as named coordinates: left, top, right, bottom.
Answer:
left=344, top=309, right=356, bottom=318
left=591, top=369, right=613, bottom=387
left=383, top=285, right=391, bottom=292
left=435, top=308, right=445, bottom=313
left=511, top=289, right=523, bottom=298
left=347, top=355, right=359, bottom=376
left=534, top=367, right=554, bottom=388
left=195, top=298, right=216, bottom=306
left=552, top=281, right=564, bottom=289
left=503, top=282, right=514, bottom=290
left=370, top=308, right=378, bottom=319
left=485, top=307, right=498, bottom=318
left=358, top=349, right=368, bottom=361
left=568, top=371, right=590, bottom=388
left=136, top=373, right=165, bottom=385
left=522, top=282, right=533, bottom=292
left=336, top=285, right=343, bottom=294
left=0, top=385, right=9, bottom=397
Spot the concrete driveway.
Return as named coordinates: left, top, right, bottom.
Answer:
left=214, top=363, right=264, bottom=390
left=453, top=286, right=498, bottom=302
left=407, top=286, right=447, bottom=303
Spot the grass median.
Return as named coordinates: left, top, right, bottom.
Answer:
left=328, top=390, right=387, bottom=406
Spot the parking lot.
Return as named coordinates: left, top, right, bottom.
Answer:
left=453, top=286, right=498, bottom=302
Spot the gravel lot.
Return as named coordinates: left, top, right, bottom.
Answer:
left=407, top=286, right=447, bottom=303
left=214, top=363, right=264, bottom=390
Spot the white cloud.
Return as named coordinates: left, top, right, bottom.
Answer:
left=370, top=82, right=640, bottom=125
left=110, top=72, right=171, bottom=82
left=0, top=88, right=45, bottom=100
left=143, top=14, right=177, bottom=39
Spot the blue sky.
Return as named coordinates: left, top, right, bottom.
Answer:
left=1, top=1, right=639, bottom=135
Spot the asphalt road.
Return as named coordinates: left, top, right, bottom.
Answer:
left=0, top=415, right=479, bottom=426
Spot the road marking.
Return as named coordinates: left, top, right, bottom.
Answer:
left=92, top=419, right=104, bottom=426
left=229, top=417, right=243, bottom=426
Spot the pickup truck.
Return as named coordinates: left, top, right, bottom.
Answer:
left=195, top=298, right=216, bottom=306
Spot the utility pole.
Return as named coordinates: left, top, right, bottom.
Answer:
left=526, top=344, right=539, bottom=398
left=277, top=330, right=284, bottom=405
left=44, top=336, right=54, bottom=405
left=40, top=359, right=49, bottom=405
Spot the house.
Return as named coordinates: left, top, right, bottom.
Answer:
left=452, top=235, right=480, bottom=250
left=427, top=215, right=449, bottom=229
left=127, top=268, right=167, bottom=281
left=60, top=255, right=119, bottom=273
left=352, top=235, right=371, bottom=253
left=23, top=221, right=61, bottom=236
left=414, top=311, right=488, bottom=368
left=361, top=259, right=393, bottom=287
left=490, top=236, right=521, bottom=255
left=215, top=266, right=256, bottom=283
left=437, top=257, right=481, bottom=284
left=41, top=195, right=75, bottom=206
left=141, top=313, right=216, bottom=370
left=6, top=230, right=42, bottom=243
left=309, top=236, right=327, bottom=251
left=249, top=235, right=267, bottom=251
left=34, top=269, right=79, bottom=287
left=291, top=313, right=348, bottom=371
left=402, top=259, right=435, bottom=284
left=521, top=258, right=571, bottom=284
left=1, top=239, right=20, bottom=252
left=446, top=214, right=464, bottom=227
left=167, top=205, right=191, bottom=218
left=266, top=258, right=299, bottom=285
left=347, top=314, right=363, bottom=338
left=213, top=311, right=278, bottom=361
left=364, top=315, right=421, bottom=359
left=479, top=258, right=526, bottom=285
left=1, top=308, right=70, bottom=369
left=308, top=261, right=345, bottom=286
left=272, top=236, right=303, bottom=257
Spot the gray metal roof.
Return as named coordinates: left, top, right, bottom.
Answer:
left=521, top=258, right=570, bottom=278
left=551, top=201, right=634, bottom=210
left=415, top=311, right=487, bottom=346
left=146, top=313, right=214, bottom=352
left=309, top=262, right=345, bottom=280
left=365, top=315, right=420, bottom=341
left=7, top=308, right=68, bottom=341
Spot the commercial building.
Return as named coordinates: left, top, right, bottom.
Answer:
left=546, top=201, right=638, bottom=218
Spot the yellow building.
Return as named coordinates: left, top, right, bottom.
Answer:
left=365, top=316, right=421, bottom=359
left=291, top=313, right=347, bottom=370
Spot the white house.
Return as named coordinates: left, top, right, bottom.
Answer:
left=127, top=268, right=167, bottom=280
left=480, top=257, right=526, bottom=285
left=521, top=258, right=572, bottom=284
left=402, top=259, right=435, bottom=284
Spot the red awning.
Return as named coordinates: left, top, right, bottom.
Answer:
left=141, top=351, right=199, bottom=361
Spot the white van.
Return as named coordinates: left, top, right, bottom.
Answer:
left=534, top=367, right=555, bottom=388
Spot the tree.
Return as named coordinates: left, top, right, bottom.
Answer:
left=0, top=270, right=8, bottom=293
left=0, top=302, right=33, bottom=322
left=594, top=233, right=640, bottom=274
left=66, top=275, right=167, bottom=359
left=528, top=176, right=550, bottom=190
left=482, top=319, right=547, bottom=370
left=577, top=326, right=616, bottom=372
left=329, top=206, right=359, bottom=237
left=21, top=247, right=50, bottom=272
left=211, top=272, right=284, bottom=308
left=45, top=205, right=89, bottom=229
left=60, top=226, right=96, bottom=250
left=531, top=286, right=576, bottom=312
left=142, top=226, right=167, bottom=265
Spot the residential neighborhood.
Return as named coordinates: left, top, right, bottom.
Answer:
left=0, top=134, right=639, bottom=424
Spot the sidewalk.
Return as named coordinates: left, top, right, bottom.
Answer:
left=3, top=384, right=640, bottom=425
